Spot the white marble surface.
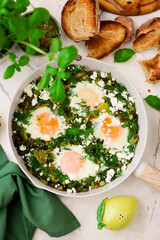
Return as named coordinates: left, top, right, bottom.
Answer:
left=0, top=0, right=160, bottom=239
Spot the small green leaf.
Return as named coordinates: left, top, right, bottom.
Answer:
left=50, top=38, right=62, bottom=55
left=8, top=16, right=28, bottom=40
left=57, top=45, right=78, bottom=69
left=37, top=72, right=51, bottom=90
left=9, top=52, right=16, bottom=61
left=26, top=38, right=39, bottom=55
left=28, top=8, right=49, bottom=30
left=57, top=71, right=71, bottom=79
left=14, top=62, right=21, bottom=72
left=144, top=95, right=160, bottom=110
left=28, top=29, right=45, bottom=40
left=97, top=199, right=105, bottom=230
left=49, top=78, right=66, bottom=103
left=3, top=64, right=15, bottom=79
left=46, top=65, right=58, bottom=75
left=19, top=55, right=30, bottom=66
left=114, top=48, right=135, bottom=63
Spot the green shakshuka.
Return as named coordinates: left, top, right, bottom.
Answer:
left=12, top=65, right=139, bottom=193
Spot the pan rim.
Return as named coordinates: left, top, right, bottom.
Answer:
left=7, top=57, right=148, bottom=197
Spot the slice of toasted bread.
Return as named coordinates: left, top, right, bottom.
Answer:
left=139, top=52, right=160, bottom=84
left=61, top=0, right=100, bottom=42
left=133, top=17, right=160, bottom=52
left=86, top=21, right=127, bottom=59
left=115, top=16, right=134, bottom=42
left=98, top=0, right=160, bottom=16
left=112, top=0, right=140, bottom=11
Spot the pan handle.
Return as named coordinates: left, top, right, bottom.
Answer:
left=134, top=161, right=160, bottom=192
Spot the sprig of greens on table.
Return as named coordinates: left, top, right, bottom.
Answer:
left=144, top=95, right=160, bottom=110
left=114, top=48, right=135, bottom=63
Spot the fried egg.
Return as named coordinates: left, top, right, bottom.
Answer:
left=70, top=81, right=104, bottom=111
left=25, top=107, right=65, bottom=141
left=93, top=113, right=129, bottom=150
left=53, top=145, right=99, bottom=181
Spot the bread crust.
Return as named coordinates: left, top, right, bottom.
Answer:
left=86, top=20, right=127, bottom=59
left=113, top=0, right=140, bottom=11
left=61, top=0, right=100, bottom=42
left=115, top=16, right=134, bottom=42
left=133, top=17, right=160, bottom=51
left=139, top=52, right=160, bottom=84
left=98, top=0, right=160, bottom=16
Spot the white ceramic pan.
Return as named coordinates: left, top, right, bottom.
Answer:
left=7, top=57, right=160, bottom=197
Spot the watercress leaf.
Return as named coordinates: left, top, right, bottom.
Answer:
left=34, top=8, right=50, bottom=22
left=8, top=16, right=28, bottom=40
left=0, top=0, right=10, bottom=8
left=49, top=78, right=66, bottom=103
left=46, top=65, right=58, bottom=75
left=57, top=71, right=71, bottom=79
left=114, top=48, right=135, bottom=63
left=28, top=29, right=45, bottom=40
left=50, top=38, right=62, bottom=55
left=19, top=55, right=30, bottom=66
left=0, top=25, right=6, bottom=51
left=3, top=64, right=15, bottom=79
left=37, top=72, right=51, bottom=90
left=14, top=0, right=30, bottom=14
left=28, top=8, right=49, bottom=30
left=144, top=95, right=160, bottom=110
left=97, top=199, right=105, bottom=230
left=14, top=62, right=21, bottom=72
left=84, top=128, right=93, bottom=135
left=57, top=45, right=78, bottom=69
left=26, top=38, right=39, bottom=55
left=9, top=52, right=16, bottom=61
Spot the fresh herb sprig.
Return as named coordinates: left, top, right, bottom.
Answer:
left=37, top=38, right=78, bottom=103
left=0, top=1, right=60, bottom=79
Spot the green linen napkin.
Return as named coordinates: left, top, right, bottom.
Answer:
left=0, top=145, right=80, bottom=240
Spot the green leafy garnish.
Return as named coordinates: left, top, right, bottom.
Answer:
left=49, top=78, right=66, bottom=103
left=114, top=48, right=135, bottom=63
left=67, top=128, right=93, bottom=136
left=97, top=200, right=105, bottom=230
left=144, top=95, right=160, bottom=110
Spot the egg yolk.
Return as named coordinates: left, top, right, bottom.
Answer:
left=101, top=117, right=122, bottom=140
left=60, top=151, right=84, bottom=174
left=77, top=88, right=98, bottom=109
left=35, top=112, right=59, bottom=136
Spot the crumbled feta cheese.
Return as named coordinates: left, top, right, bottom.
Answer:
left=105, top=169, right=115, bottom=183
left=32, top=95, right=38, bottom=106
left=67, top=189, right=72, bottom=193
left=24, top=83, right=34, bottom=97
left=19, top=145, right=26, bottom=151
left=101, top=72, right=107, bottom=78
left=90, top=71, right=97, bottom=80
left=39, top=90, right=50, bottom=100
left=72, top=187, right=76, bottom=193
left=65, top=179, right=70, bottom=184
left=98, top=80, right=105, bottom=87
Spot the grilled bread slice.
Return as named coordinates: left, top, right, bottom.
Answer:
left=61, top=0, right=100, bottom=42
left=109, top=0, right=140, bottom=11
left=86, top=17, right=134, bottom=59
left=133, top=17, right=160, bottom=52
left=139, top=52, right=160, bottom=84
left=115, top=16, right=134, bottom=42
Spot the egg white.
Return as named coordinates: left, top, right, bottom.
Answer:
left=93, top=112, right=129, bottom=150
left=53, top=145, right=99, bottom=181
left=69, top=81, right=104, bottom=112
left=24, top=106, right=66, bottom=141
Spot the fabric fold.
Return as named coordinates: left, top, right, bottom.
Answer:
left=0, top=145, right=80, bottom=240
